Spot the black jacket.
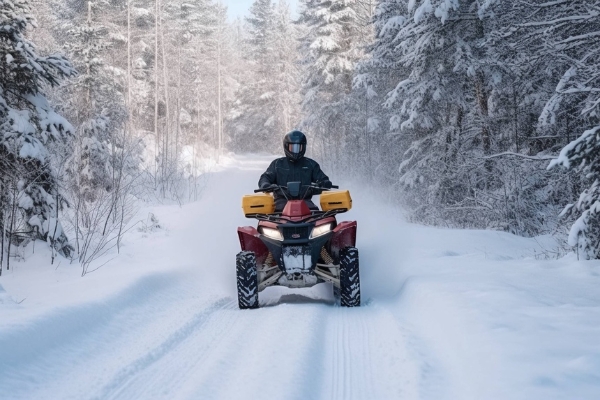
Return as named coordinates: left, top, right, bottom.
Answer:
left=258, top=157, right=331, bottom=204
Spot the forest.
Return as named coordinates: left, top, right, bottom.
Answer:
left=1, top=0, right=600, bottom=275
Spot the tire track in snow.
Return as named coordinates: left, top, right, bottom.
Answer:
left=325, top=306, right=375, bottom=400
left=0, top=272, right=178, bottom=372
left=177, top=301, right=330, bottom=400
left=105, top=299, right=244, bottom=400
left=0, top=272, right=191, bottom=400
left=357, top=308, right=376, bottom=399
left=321, top=303, right=423, bottom=400
left=94, top=297, right=236, bottom=400
left=331, top=307, right=342, bottom=400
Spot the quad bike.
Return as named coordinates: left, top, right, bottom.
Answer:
left=236, top=182, right=359, bottom=309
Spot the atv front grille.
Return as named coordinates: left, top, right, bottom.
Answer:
left=281, top=226, right=310, bottom=240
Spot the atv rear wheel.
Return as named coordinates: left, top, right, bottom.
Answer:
left=236, top=251, right=259, bottom=309
left=339, top=247, right=360, bottom=307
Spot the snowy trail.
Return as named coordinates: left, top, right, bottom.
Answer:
left=1, top=155, right=600, bottom=399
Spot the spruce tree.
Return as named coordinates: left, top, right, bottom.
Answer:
left=542, top=1, right=600, bottom=258
left=0, top=0, right=76, bottom=261
left=298, top=0, right=363, bottom=168
left=230, top=0, right=281, bottom=153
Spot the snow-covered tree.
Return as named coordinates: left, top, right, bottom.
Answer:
left=298, top=0, right=367, bottom=172
left=539, top=0, right=600, bottom=258
left=229, top=0, right=279, bottom=153
left=62, top=2, right=128, bottom=200
left=272, top=0, right=302, bottom=134
left=362, top=1, right=483, bottom=223
left=0, top=0, right=76, bottom=269
left=550, top=128, right=600, bottom=259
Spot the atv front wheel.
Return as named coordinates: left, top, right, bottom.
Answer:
left=236, top=251, right=259, bottom=309
left=339, top=247, right=360, bottom=307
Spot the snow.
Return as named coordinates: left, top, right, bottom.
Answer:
left=433, top=0, right=459, bottom=24
left=380, top=16, right=406, bottom=37
left=311, top=36, right=340, bottom=52
left=1, top=154, right=600, bottom=400
left=18, top=194, right=33, bottom=210
left=549, top=126, right=600, bottom=169
left=414, top=0, right=433, bottom=24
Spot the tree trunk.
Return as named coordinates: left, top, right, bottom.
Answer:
left=51, top=191, right=59, bottom=265
left=127, top=0, right=132, bottom=111
left=1, top=185, right=5, bottom=276
left=217, top=26, right=223, bottom=161
left=7, top=183, right=18, bottom=271
left=160, top=0, right=169, bottom=191
left=86, top=2, right=92, bottom=108
left=216, top=2, right=224, bottom=161
left=176, top=45, right=181, bottom=165
left=475, top=71, right=492, bottom=180
left=365, top=86, right=372, bottom=179
left=513, top=84, right=519, bottom=153
left=454, top=107, right=463, bottom=161
left=154, top=0, right=159, bottom=186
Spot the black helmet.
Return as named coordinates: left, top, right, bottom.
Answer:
left=283, top=130, right=307, bottom=162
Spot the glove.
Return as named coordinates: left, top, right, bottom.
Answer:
left=316, top=180, right=333, bottom=189
left=261, top=183, right=279, bottom=191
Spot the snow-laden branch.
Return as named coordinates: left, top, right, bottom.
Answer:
left=481, top=152, right=557, bottom=161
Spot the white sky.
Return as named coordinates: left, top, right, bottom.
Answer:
left=221, top=0, right=299, bottom=20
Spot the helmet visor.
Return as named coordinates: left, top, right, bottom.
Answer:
left=287, top=143, right=303, bottom=154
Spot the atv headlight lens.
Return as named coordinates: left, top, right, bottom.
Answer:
left=260, top=227, right=283, bottom=241
left=310, top=223, right=332, bottom=239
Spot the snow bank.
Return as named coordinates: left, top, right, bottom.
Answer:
left=0, top=284, right=19, bottom=310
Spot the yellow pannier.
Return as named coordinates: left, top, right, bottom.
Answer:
left=242, top=193, right=275, bottom=216
left=320, top=190, right=352, bottom=212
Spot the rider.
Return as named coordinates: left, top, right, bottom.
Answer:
left=259, top=130, right=332, bottom=212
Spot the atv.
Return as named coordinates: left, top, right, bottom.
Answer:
left=236, top=182, right=359, bottom=309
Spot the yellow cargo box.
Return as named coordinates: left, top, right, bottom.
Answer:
left=320, top=190, right=352, bottom=212
left=242, top=193, right=275, bottom=215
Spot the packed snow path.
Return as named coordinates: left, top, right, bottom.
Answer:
left=1, top=155, right=600, bottom=400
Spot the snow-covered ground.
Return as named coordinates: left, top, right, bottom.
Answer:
left=1, top=155, right=599, bottom=400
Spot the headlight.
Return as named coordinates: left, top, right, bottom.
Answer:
left=260, top=227, right=283, bottom=241
left=310, top=223, right=332, bottom=239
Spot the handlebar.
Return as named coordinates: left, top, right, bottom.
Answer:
left=254, top=183, right=339, bottom=194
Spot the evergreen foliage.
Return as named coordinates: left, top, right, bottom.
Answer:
left=229, top=0, right=301, bottom=153
left=540, top=0, right=600, bottom=258
left=354, top=0, right=584, bottom=238
left=0, top=0, right=76, bottom=262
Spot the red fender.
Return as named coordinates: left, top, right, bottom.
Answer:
left=330, top=221, right=357, bottom=257
left=237, top=226, right=269, bottom=265
left=282, top=200, right=312, bottom=220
